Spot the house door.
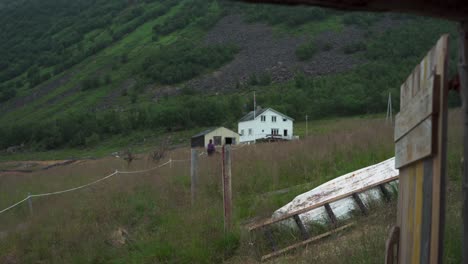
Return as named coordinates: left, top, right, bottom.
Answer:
left=225, top=137, right=233, bottom=145
left=284, top=130, right=288, bottom=136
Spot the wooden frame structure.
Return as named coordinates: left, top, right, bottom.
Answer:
left=248, top=176, right=398, bottom=261
left=391, top=35, right=449, bottom=264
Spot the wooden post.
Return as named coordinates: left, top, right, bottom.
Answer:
left=352, top=193, right=368, bottom=216
left=324, top=203, right=338, bottom=226
left=459, top=21, right=468, bottom=264
left=293, top=214, right=309, bottom=240
left=379, top=184, right=391, bottom=202
left=222, top=145, right=232, bottom=232
left=27, top=193, right=33, bottom=216
left=190, top=149, right=198, bottom=206
left=263, top=227, right=278, bottom=252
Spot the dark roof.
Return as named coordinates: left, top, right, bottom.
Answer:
left=239, top=0, right=468, bottom=21
left=239, top=108, right=269, bottom=122
left=238, top=108, right=294, bottom=122
left=192, top=127, right=217, bottom=138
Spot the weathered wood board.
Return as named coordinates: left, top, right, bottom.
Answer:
left=392, top=35, right=448, bottom=264
left=394, top=75, right=437, bottom=142
left=395, top=117, right=433, bottom=169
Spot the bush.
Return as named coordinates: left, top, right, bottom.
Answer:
left=81, top=77, right=101, bottom=91
left=343, top=42, right=367, bottom=54
left=296, top=41, right=318, bottom=61
left=85, top=133, right=100, bottom=147
left=142, top=42, right=238, bottom=85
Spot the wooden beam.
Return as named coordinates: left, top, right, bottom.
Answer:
left=352, top=193, right=369, bottom=216
left=379, top=184, right=391, bottom=202
left=293, top=214, right=309, bottom=240
left=260, top=223, right=354, bottom=262
left=263, top=227, right=278, bottom=252
left=324, top=203, right=338, bottom=226
left=248, top=177, right=398, bottom=231
left=459, top=20, right=468, bottom=264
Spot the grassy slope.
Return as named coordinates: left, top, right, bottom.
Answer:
left=0, top=1, right=187, bottom=125
left=0, top=111, right=463, bottom=263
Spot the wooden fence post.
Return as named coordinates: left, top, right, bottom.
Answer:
left=191, top=149, right=198, bottom=206
left=222, top=145, right=232, bottom=232
left=458, top=21, right=468, bottom=264
left=27, top=193, right=33, bottom=216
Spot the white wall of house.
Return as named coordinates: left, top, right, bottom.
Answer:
left=238, top=109, right=293, bottom=143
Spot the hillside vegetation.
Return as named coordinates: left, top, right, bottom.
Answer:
left=0, top=0, right=459, bottom=154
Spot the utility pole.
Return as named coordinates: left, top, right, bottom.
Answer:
left=253, top=91, right=256, bottom=144
left=386, top=92, right=393, bottom=124
left=305, top=115, right=308, bottom=137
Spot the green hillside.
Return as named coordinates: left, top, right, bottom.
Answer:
left=0, top=0, right=459, bottom=152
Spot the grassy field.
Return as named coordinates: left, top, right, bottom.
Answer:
left=0, top=110, right=463, bottom=263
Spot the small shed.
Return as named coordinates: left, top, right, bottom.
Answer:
left=191, top=127, right=240, bottom=148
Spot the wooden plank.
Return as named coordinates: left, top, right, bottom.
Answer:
left=324, top=203, right=338, bottom=226
left=397, top=166, right=410, bottom=264
left=420, top=159, right=434, bottom=264
left=394, top=75, right=436, bottom=141
left=352, top=193, right=368, bottom=216
left=430, top=34, right=449, bottom=264
left=395, top=117, right=433, bottom=169
left=293, top=214, right=309, bottom=240
left=260, top=223, right=354, bottom=262
left=411, top=161, right=424, bottom=264
left=247, top=176, right=399, bottom=231
left=459, top=22, right=468, bottom=264
left=263, top=227, right=278, bottom=252
left=379, top=184, right=391, bottom=202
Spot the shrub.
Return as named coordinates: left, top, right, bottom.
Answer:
left=81, top=77, right=101, bottom=91
left=296, top=41, right=318, bottom=61
left=343, top=42, right=367, bottom=54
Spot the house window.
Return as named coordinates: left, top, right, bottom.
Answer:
left=272, top=116, right=277, bottom=122
left=214, top=136, right=222, bottom=146
left=283, top=118, right=287, bottom=122
left=248, top=128, right=252, bottom=135
left=261, top=115, right=266, bottom=122
left=271, top=129, right=279, bottom=135
left=240, top=129, right=244, bottom=136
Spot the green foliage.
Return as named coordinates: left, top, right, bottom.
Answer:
left=296, top=41, right=318, bottom=61
left=342, top=13, right=381, bottom=27
left=343, top=41, right=367, bottom=54
left=141, top=41, right=239, bottom=85
left=242, top=4, right=333, bottom=26
left=81, top=77, right=101, bottom=91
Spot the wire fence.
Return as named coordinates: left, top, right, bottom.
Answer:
left=0, top=159, right=177, bottom=215
left=0, top=143, right=250, bottom=216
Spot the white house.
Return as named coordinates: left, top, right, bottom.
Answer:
left=238, top=107, right=294, bottom=143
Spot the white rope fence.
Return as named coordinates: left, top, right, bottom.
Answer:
left=0, top=145, right=246, bottom=216
left=0, top=159, right=185, bottom=215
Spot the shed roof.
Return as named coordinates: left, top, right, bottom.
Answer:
left=239, top=0, right=468, bottom=21
left=192, top=128, right=217, bottom=138
left=239, top=108, right=294, bottom=122
left=191, top=127, right=239, bottom=138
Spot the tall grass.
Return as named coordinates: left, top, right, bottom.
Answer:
left=0, top=111, right=463, bottom=263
